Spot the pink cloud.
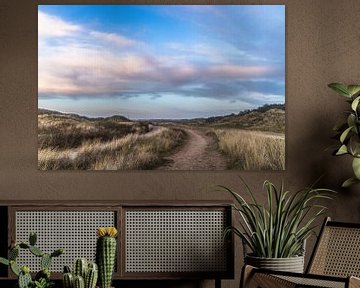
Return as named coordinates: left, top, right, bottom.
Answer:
left=207, top=65, right=276, bottom=78
left=90, top=31, right=137, bottom=47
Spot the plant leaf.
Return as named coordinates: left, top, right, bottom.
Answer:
left=342, top=177, right=360, bottom=188
left=352, top=157, right=360, bottom=179
left=0, top=257, right=9, bottom=266
left=347, top=85, right=360, bottom=97
left=336, top=145, right=348, bottom=155
left=328, top=83, right=350, bottom=97
left=352, top=96, right=360, bottom=111
left=340, top=126, right=352, bottom=143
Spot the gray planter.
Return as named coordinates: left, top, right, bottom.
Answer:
left=245, top=254, right=305, bottom=273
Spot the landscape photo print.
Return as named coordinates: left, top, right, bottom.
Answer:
left=38, top=5, right=285, bottom=171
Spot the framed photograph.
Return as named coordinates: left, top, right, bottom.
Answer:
left=38, top=5, right=285, bottom=171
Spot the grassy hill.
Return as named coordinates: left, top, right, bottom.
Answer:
left=38, top=109, right=147, bottom=149
left=186, top=104, right=285, bottom=133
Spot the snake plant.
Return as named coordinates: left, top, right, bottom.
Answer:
left=328, top=83, right=360, bottom=187
left=222, top=178, right=335, bottom=258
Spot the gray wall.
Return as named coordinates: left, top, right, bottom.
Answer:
left=1, top=0, right=360, bottom=287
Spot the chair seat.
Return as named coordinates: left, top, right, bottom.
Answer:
left=277, top=274, right=346, bottom=288
left=243, top=266, right=360, bottom=288
left=241, top=218, right=360, bottom=288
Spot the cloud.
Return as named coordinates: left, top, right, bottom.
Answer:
left=38, top=8, right=285, bottom=111
left=90, top=31, right=136, bottom=47
left=38, top=11, right=82, bottom=38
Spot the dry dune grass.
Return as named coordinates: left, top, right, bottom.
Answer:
left=38, top=127, right=186, bottom=170
left=38, top=114, right=147, bottom=149
left=210, top=129, right=285, bottom=170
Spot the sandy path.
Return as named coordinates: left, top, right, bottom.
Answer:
left=157, top=128, right=227, bottom=170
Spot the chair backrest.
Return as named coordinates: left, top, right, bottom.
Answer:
left=307, top=217, right=360, bottom=277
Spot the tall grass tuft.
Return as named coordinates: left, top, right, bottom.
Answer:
left=211, top=129, right=285, bottom=170
left=38, top=127, right=186, bottom=170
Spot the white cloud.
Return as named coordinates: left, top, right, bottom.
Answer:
left=38, top=11, right=82, bottom=38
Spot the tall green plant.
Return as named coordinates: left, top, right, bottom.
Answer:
left=221, top=179, right=334, bottom=258
left=328, top=83, right=360, bottom=187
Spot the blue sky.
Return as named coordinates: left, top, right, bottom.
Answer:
left=38, top=5, right=285, bottom=119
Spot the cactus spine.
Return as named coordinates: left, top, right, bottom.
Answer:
left=96, top=227, right=118, bottom=288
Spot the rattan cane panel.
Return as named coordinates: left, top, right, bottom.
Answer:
left=310, top=226, right=360, bottom=277
left=277, top=275, right=345, bottom=288
left=15, top=211, right=115, bottom=272
left=125, top=210, right=227, bottom=273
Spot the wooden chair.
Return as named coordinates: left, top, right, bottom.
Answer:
left=241, top=217, right=360, bottom=288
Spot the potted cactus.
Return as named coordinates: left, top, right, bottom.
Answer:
left=62, top=258, right=98, bottom=288
left=96, top=227, right=118, bottom=288
left=0, top=232, right=63, bottom=288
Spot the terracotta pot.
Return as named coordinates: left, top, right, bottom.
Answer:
left=245, top=254, right=305, bottom=273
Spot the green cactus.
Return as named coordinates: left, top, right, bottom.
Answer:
left=63, top=272, right=74, bottom=288
left=29, top=232, right=37, bottom=246
left=96, top=228, right=118, bottom=288
left=74, top=258, right=88, bottom=279
left=29, top=246, right=44, bottom=257
left=10, top=260, right=21, bottom=276
left=51, top=248, right=64, bottom=258
left=41, top=253, right=52, bottom=270
left=63, top=259, right=98, bottom=288
left=73, top=275, right=85, bottom=288
left=35, top=268, right=51, bottom=281
left=0, top=233, right=64, bottom=288
left=19, top=243, right=30, bottom=249
left=85, top=263, right=98, bottom=288
left=18, top=270, right=32, bottom=288
left=9, top=246, right=19, bottom=260
left=64, top=265, right=72, bottom=273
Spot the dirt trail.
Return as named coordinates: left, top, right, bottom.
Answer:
left=157, top=128, right=227, bottom=170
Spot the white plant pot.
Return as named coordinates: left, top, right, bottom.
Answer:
left=245, top=254, right=305, bottom=273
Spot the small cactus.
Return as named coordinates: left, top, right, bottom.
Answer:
left=10, top=260, right=20, bottom=276
left=96, top=227, right=118, bottom=288
left=85, top=263, right=98, bottom=288
left=29, top=232, right=37, bottom=246
left=29, top=246, right=44, bottom=257
left=35, top=268, right=50, bottom=281
left=9, top=247, right=19, bottom=260
left=63, top=259, right=98, bottom=288
left=41, top=253, right=52, bottom=270
left=74, top=275, right=85, bottom=288
left=18, top=269, right=32, bottom=288
left=63, top=272, right=74, bottom=288
left=0, top=232, right=63, bottom=288
left=74, top=258, right=88, bottom=279
left=51, top=248, right=64, bottom=258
